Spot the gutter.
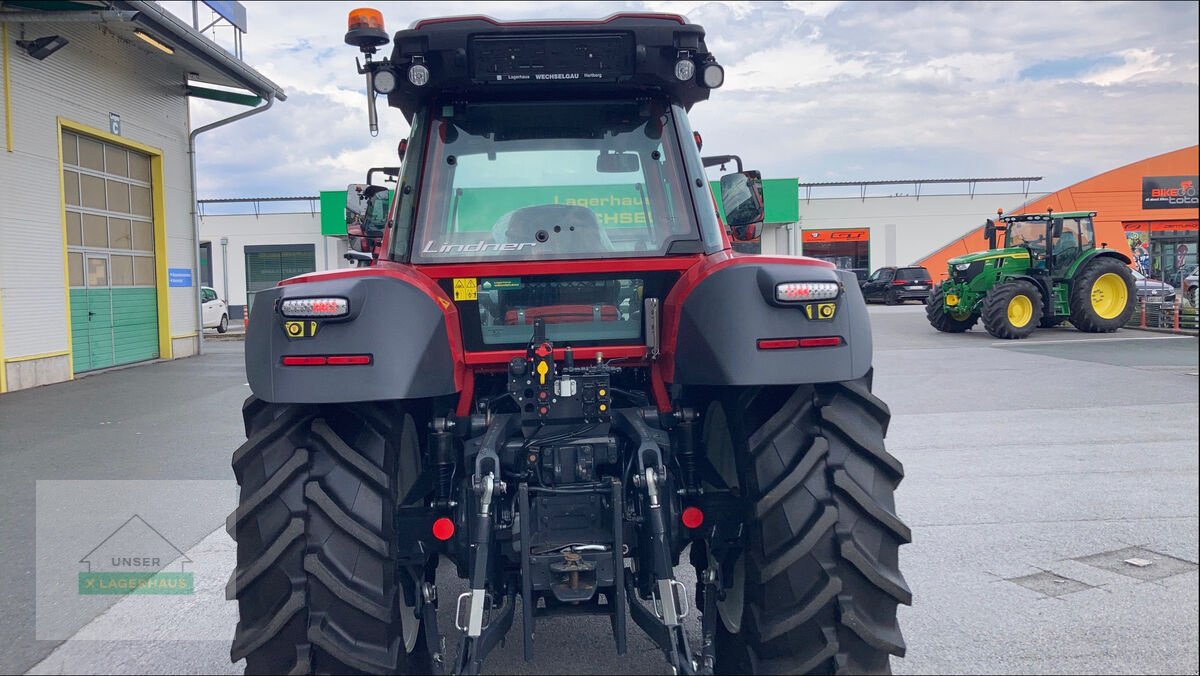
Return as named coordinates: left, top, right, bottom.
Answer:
left=122, top=0, right=286, bottom=102
left=0, top=10, right=138, bottom=23
left=189, top=94, right=275, bottom=353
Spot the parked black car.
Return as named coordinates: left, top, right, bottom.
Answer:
left=861, top=266, right=933, bottom=305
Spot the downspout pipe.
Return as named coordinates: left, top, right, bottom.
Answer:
left=189, top=93, right=274, bottom=354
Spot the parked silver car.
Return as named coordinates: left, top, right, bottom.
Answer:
left=1131, top=270, right=1177, bottom=305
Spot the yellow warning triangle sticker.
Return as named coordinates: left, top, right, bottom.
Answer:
left=438, top=297, right=451, bottom=310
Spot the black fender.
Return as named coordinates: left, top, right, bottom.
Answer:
left=245, top=274, right=460, bottom=403
left=670, top=263, right=872, bottom=385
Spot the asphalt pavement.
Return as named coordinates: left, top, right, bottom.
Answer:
left=1, top=306, right=1196, bottom=675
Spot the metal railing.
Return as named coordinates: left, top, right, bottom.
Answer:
left=1127, top=297, right=1199, bottom=332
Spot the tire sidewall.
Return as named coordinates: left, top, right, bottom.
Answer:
left=982, top=280, right=1041, bottom=339
left=1069, top=258, right=1136, bottom=332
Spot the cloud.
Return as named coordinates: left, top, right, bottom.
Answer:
left=159, top=0, right=1198, bottom=205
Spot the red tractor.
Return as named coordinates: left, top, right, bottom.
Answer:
left=230, top=10, right=909, bottom=675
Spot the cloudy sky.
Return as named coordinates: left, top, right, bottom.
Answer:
left=162, top=1, right=1199, bottom=206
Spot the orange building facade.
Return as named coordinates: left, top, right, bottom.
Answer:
left=917, top=146, right=1199, bottom=284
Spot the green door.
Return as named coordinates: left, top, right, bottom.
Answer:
left=63, top=130, right=159, bottom=373
left=84, top=256, right=115, bottom=370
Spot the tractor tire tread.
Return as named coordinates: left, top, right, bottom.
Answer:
left=230, top=397, right=426, bottom=675
left=1069, top=257, right=1136, bottom=332
left=980, top=280, right=1041, bottom=339
left=717, top=374, right=908, bottom=676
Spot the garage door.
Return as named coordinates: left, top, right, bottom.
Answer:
left=63, top=131, right=159, bottom=372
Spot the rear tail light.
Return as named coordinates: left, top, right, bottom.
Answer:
left=282, top=354, right=372, bottom=366
left=776, top=282, right=840, bottom=302
left=757, top=337, right=842, bottom=350
left=280, top=297, right=349, bottom=318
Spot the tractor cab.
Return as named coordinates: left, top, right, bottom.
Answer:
left=1000, top=210, right=1096, bottom=277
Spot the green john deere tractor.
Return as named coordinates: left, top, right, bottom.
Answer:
left=927, top=209, right=1136, bottom=339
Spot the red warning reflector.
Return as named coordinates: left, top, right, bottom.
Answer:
left=799, top=337, right=842, bottom=348
left=681, top=506, right=704, bottom=529
left=282, top=356, right=327, bottom=366
left=757, top=338, right=800, bottom=350
left=432, top=517, right=455, bottom=541
left=327, top=355, right=372, bottom=365
left=757, top=337, right=842, bottom=350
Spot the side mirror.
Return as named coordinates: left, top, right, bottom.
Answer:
left=720, top=170, right=764, bottom=241
left=344, top=250, right=373, bottom=267
left=346, top=183, right=389, bottom=237
left=596, top=152, right=640, bottom=173
left=983, top=219, right=995, bottom=242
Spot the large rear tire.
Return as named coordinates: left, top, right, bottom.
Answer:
left=926, top=287, right=978, bottom=333
left=1068, top=258, right=1135, bottom=332
left=980, top=280, right=1041, bottom=339
left=705, top=374, right=910, bottom=675
left=229, top=396, right=432, bottom=675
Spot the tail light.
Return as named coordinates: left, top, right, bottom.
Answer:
left=280, top=298, right=349, bottom=318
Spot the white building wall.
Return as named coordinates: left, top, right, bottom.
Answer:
left=789, top=192, right=1051, bottom=268
left=199, top=212, right=348, bottom=314
left=760, top=192, right=1052, bottom=265
left=1, top=21, right=196, bottom=382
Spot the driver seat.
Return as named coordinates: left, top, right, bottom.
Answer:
left=496, top=204, right=613, bottom=255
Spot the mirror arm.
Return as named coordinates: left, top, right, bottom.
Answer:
left=702, top=154, right=743, bottom=172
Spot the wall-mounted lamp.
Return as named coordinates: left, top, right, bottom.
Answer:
left=134, top=29, right=174, bottom=54
left=16, top=35, right=69, bottom=60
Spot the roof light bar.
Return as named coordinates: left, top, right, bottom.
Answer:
left=280, top=298, right=349, bottom=318
left=775, top=282, right=840, bottom=303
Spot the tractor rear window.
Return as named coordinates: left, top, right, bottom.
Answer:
left=477, top=277, right=644, bottom=346
left=413, top=99, right=700, bottom=263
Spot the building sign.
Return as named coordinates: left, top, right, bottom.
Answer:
left=168, top=268, right=193, bottom=288
left=803, top=228, right=869, bottom=242
left=1142, top=176, right=1198, bottom=210
left=202, top=1, right=247, bottom=32
left=1123, top=221, right=1199, bottom=232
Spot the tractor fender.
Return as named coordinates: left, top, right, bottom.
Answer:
left=664, top=259, right=872, bottom=385
left=1068, top=249, right=1133, bottom=278
left=245, top=271, right=462, bottom=403
left=1002, top=274, right=1052, bottom=305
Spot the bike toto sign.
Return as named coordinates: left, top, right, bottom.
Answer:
left=1142, top=175, right=1199, bottom=210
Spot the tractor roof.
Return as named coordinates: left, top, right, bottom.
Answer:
left=1001, top=211, right=1096, bottom=222
left=384, top=13, right=720, bottom=121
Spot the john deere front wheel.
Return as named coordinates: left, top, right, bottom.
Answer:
left=926, top=287, right=978, bottom=333
left=981, top=280, right=1041, bottom=339
left=1069, top=258, right=1135, bottom=332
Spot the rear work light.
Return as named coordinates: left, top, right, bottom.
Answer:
left=775, top=282, right=840, bottom=302
left=280, top=298, right=349, bottom=318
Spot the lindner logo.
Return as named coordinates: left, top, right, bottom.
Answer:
left=78, top=515, right=194, bottom=595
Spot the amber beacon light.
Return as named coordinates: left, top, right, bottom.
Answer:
left=345, top=8, right=389, bottom=50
